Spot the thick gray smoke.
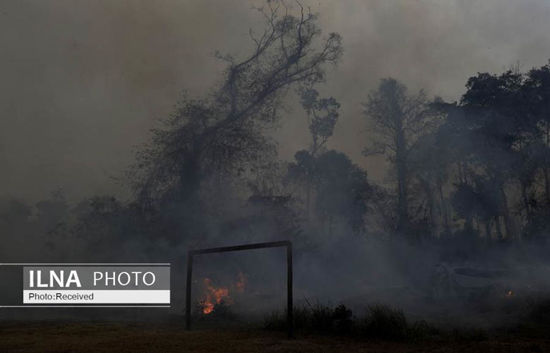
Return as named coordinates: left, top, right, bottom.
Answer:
left=2, top=0, right=550, bottom=201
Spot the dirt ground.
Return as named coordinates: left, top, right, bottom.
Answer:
left=0, top=322, right=549, bottom=353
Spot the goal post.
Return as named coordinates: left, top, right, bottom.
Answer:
left=185, top=240, right=293, bottom=338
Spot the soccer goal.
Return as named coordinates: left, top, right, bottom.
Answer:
left=185, top=240, right=293, bottom=337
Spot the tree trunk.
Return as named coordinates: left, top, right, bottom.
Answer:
left=395, top=128, right=409, bottom=234
left=521, top=181, right=531, bottom=217
left=495, top=216, right=504, bottom=240
left=485, top=219, right=492, bottom=240
left=498, top=184, right=517, bottom=240
left=438, top=181, right=451, bottom=237
left=420, top=178, right=437, bottom=237
left=305, top=178, right=312, bottom=220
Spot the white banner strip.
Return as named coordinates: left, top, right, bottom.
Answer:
left=23, top=290, right=170, bottom=304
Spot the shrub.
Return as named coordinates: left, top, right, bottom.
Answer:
left=263, top=302, right=443, bottom=342
left=263, top=310, right=286, bottom=331
left=360, top=304, right=408, bottom=341
left=332, top=304, right=353, bottom=334
left=310, top=303, right=336, bottom=332
left=263, top=302, right=353, bottom=334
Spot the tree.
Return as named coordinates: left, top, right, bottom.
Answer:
left=132, top=2, right=342, bottom=218
left=313, top=151, right=370, bottom=235
left=286, top=150, right=370, bottom=236
left=362, top=78, right=436, bottom=236
left=299, top=87, right=340, bottom=157
left=296, top=87, right=340, bottom=217
left=448, top=70, right=529, bottom=239
left=432, top=66, right=550, bottom=240
left=408, top=126, right=452, bottom=238
left=524, top=62, right=550, bottom=206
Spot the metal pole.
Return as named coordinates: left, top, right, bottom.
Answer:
left=287, top=242, right=293, bottom=338
left=185, top=252, right=193, bottom=330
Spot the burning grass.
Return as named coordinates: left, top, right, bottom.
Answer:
left=197, top=272, right=247, bottom=317
left=200, top=278, right=231, bottom=315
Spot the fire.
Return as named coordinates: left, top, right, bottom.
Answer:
left=200, top=272, right=247, bottom=315
left=505, top=290, right=514, bottom=297
left=201, top=278, right=230, bottom=315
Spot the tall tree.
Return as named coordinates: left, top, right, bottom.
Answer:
left=452, top=70, right=528, bottom=239
left=296, top=87, right=340, bottom=217
left=524, top=62, right=550, bottom=206
left=286, top=150, right=370, bottom=236
left=133, top=2, right=343, bottom=211
left=362, top=78, right=436, bottom=236
left=300, top=87, right=340, bottom=157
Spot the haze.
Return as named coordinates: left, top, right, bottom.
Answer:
left=2, top=0, right=550, bottom=201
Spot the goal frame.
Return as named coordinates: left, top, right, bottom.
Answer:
left=185, top=240, right=293, bottom=338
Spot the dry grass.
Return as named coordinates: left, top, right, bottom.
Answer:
left=0, top=322, right=549, bottom=353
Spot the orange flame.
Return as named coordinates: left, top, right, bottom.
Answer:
left=201, top=278, right=230, bottom=315
left=200, top=273, right=247, bottom=315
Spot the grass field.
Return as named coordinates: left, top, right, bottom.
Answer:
left=0, top=322, right=549, bottom=353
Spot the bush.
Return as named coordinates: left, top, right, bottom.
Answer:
left=263, top=310, right=286, bottom=331
left=263, top=302, right=353, bottom=334
left=360, top=305, right=408, bottom=341
left=407, top=320, right=439, bottom=341
left=332, top=304, right=353, bottom=334
left=263, top=302, right=443, bottom=342
left=310, top=303, right=337, bottom=332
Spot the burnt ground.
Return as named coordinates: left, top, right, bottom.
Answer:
left=0, top=322, right=549, bottom=353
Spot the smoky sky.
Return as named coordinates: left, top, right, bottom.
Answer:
left=2, top=0, right=550, bottom=202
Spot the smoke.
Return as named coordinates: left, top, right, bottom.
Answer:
left=2, top=0, right=550, bottom=201
left=3, top=0, right=550, bottom=328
